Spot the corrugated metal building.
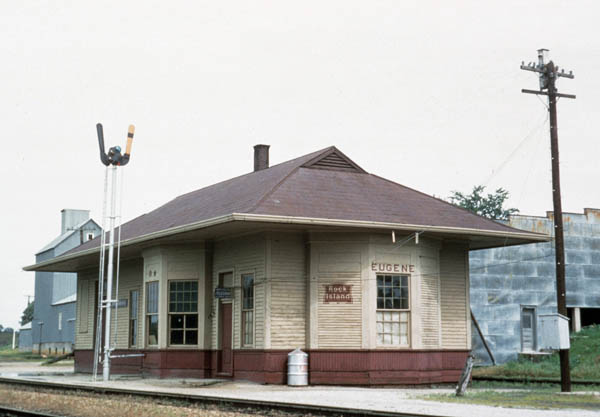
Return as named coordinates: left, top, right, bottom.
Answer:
left=470, top=210, right=600, bottom=364
left=31, top=210, right=101, bottom=354
left=18, top=322, right=32, bottom=352
left=25, top=146, right=546, bottom=384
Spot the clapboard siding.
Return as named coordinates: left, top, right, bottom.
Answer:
left=440, top=245, right=468, bottom=349
left=270, top=234, right=306, bottom=348
left=317, top=250, right=362, bottom=348
left=420, top=255, right=441, bottom=348
left=110, top=261, right=143, bottom=349
left=211, top=235, right=266, bottom=350
left=75, top=270, right=97, bottom=350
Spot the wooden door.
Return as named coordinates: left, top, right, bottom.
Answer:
left=521, top=307, right=535, bottom=352
left=219, top=303, right=233, bottom=375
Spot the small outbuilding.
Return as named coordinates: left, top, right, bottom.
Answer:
left=25, top=146, right=547, bottom=384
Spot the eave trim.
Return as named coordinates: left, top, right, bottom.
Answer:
left=23, top=212, right=549, bottom=272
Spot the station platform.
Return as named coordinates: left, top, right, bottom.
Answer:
left=0, top=361, right=595, bottom=417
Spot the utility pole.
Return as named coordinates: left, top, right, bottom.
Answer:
left=521, top=49, right=575, bottom=393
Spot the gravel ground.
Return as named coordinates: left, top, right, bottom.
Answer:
left=1, top=361, right=598, bottom=417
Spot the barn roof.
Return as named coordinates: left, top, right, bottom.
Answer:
left=25, top=146, right=548, bottom=272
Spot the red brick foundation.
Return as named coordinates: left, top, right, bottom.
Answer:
left=74, top=349, right=468, bottom=385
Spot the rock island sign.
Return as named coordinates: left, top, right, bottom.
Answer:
left=323, top=284, right=353, bottom=303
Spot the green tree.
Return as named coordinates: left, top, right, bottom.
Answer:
left=449, top=185, right=519, bottom=221
left=20, top=302, right=34, bottom=326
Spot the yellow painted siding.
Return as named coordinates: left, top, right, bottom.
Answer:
left=109, top=260, right=143, bottom=349
left=420, top=255, right=441, bottom=348
left=270, top=234, right=306, bottom=349
left=211, top=235, right=266, bottom=350
left=78, top=279, right=89, bottom=334
left=75, top=270, right=97, bottom=350
left=440, top=245, right=468, bottom=349
left=317, top=250, right=362, bottom=348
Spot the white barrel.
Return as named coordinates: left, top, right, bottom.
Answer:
left=287, top=348, right=308, bottom=386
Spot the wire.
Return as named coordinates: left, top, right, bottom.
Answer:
left=482, top=111, right=549, bottom=187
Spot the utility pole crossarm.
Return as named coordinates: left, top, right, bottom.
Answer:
left=521, top=89, right=576, bottom=99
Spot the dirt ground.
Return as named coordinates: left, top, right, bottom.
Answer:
left=0, top=384, right=329, bottom=417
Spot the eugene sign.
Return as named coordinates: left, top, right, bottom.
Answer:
left=371, top=263, right=415, bottom=273
left=323, top=284, right=353, bottom=303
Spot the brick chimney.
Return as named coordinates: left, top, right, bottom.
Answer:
left=254, top=144, right=270, bottom=172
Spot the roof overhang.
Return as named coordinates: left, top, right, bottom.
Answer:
left=24, top=213, right=550, bottom=273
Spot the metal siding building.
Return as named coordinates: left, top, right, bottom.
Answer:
left=26, top=147, right=547, bottom=383
left=31, top=210, right=101, bottom=354
left=470, top=209, right=600, bottom=365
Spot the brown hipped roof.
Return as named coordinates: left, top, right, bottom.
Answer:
left=27, top=146, right=547, bottom=270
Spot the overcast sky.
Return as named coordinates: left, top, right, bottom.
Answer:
left=1, top=1, right=598, bottom=329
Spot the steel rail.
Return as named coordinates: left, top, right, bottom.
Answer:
left=473, top=375, right=600, bottom=386
left=0, top=405, right=64, bottom=417
left=0, top=377, right=448, bottom=417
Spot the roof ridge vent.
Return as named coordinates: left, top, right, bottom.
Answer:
left=303, top=148, right=365, bottom=173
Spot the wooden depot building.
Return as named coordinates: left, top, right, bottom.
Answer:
left=25, top=146, right=547, bottom=385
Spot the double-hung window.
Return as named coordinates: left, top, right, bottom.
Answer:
left=241, top=273, right=254, bottom=346
left=146, top=281, right=159, bottom=346
left=168, top=281, right=198, bottom=345
left=130, top=289, right=139, bottom=347
left=376, top=275, right=409, bottom=346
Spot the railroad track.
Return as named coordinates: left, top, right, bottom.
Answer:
left=0, top=405, right=63, bottom=417
left=0, top=377, right=448, bottom=417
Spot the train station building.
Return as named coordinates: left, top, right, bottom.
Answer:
left=25, top=146, right=547, bottom=385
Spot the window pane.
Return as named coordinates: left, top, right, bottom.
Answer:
left=170, top=314, right=184, bottom=329
left=147, top=282, right=158, bottom=314
left=170, top=330, right=184, bottom=345
left=242, top=274, right=254, bottom=310
left=130, top=318, right=137, bottom=346
left=185, top=330, right=198, bottom=345
left=148, top=315, right=158, bottom=345
left=130, top=290, right=139, bottom=315
left=186, top=314, right=198, bottom=329
left=169, top=281, right=199, bottom=313
left=377, top=297, right=384, bottom=309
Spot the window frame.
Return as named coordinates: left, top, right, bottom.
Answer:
left=240, top=272, right=255, bottom=348
left=375, top=274, right=411, bottom=348
left=167, top=279, right=199, bottom=347
left=145, top=281, right=159, bottom=347
left=129, top=289, right=139, bottom=348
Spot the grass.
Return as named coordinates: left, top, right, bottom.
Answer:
left=473, top=324, right=600, bottom=380
left=0, top=345, right=43, bottom=362
left=421, top=325, right=600, bottom=410
left=425, top=388, right=600, bottom=411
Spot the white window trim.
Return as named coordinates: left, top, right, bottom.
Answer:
left=375, top=273, right=411, bottom=348
left=239, top=270, right=256, bottom=348
left=167, top=279, right=200, bottom=348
